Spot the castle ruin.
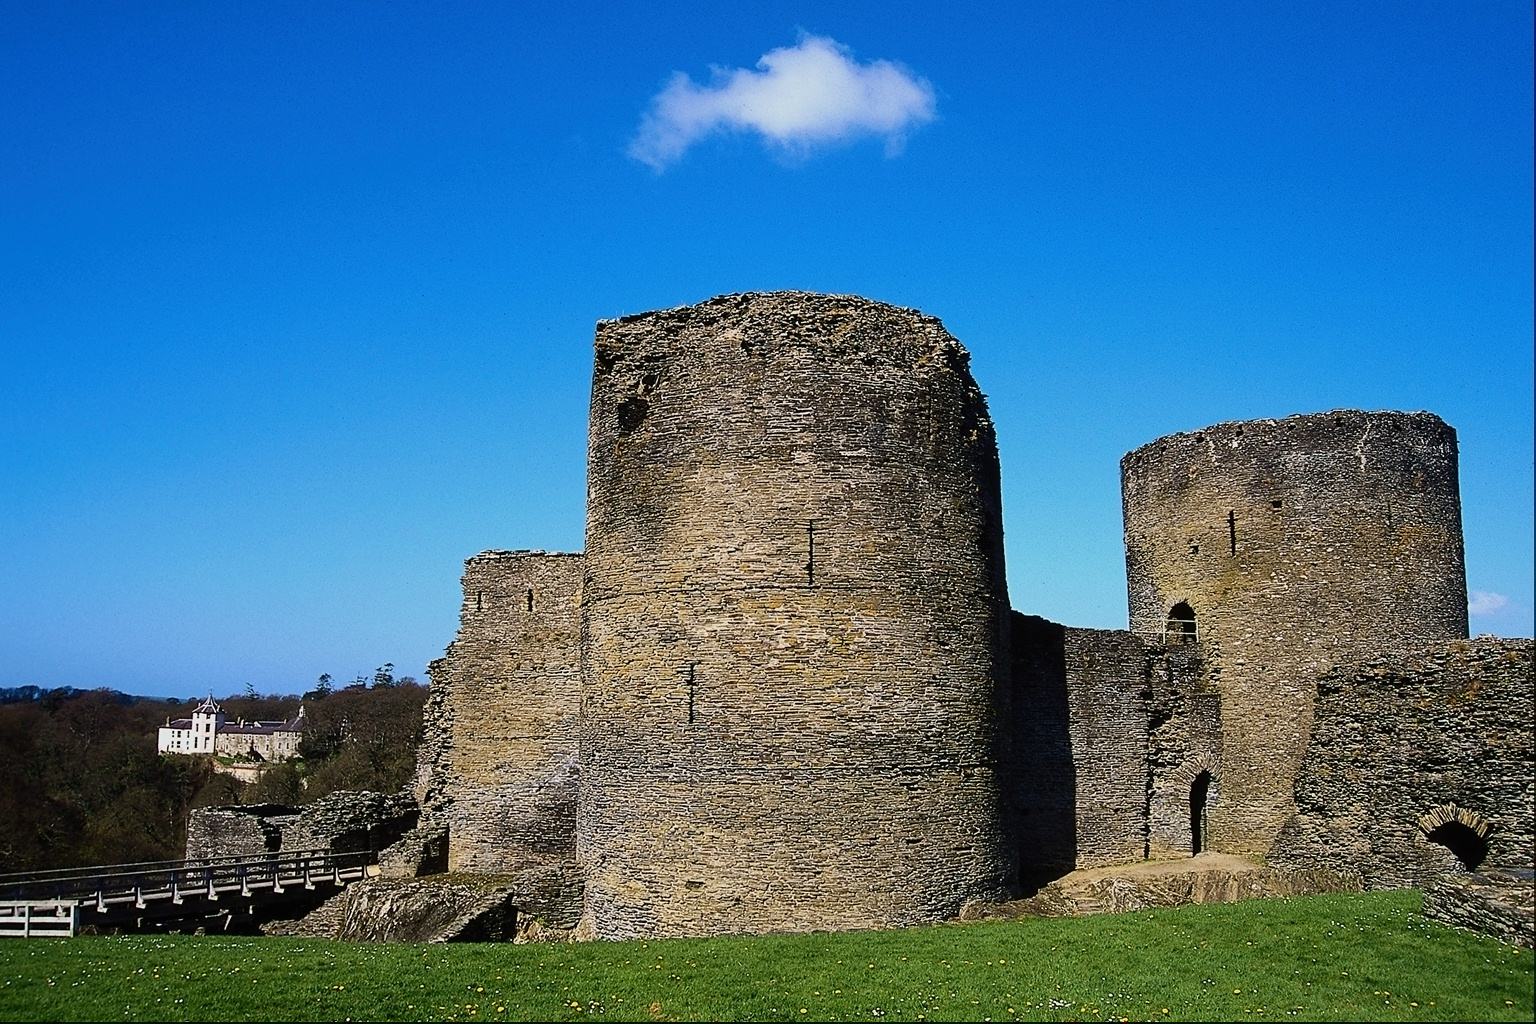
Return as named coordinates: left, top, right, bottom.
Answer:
left=418, top=291, right=1532, bottom=943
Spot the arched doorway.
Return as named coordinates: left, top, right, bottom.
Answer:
left=1189, top=770, right=1212, bottom=855
left=1167, top=602, right=1198, bottom=645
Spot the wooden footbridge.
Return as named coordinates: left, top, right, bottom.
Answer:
left=0, top=849, right=376, bottom=937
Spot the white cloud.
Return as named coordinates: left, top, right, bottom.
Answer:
left=628, top=35, right=937, bottom=170
left=1468, top=590, right=1509, bottom=617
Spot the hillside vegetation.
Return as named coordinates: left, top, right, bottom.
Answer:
left=0, top=892, right=1529, bottom=1022
left=0, top=679, right=426, bottom=873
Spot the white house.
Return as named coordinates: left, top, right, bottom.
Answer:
left=157, top=695, right=307, bottom=761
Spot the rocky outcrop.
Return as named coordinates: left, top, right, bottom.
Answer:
left=261, top=889, right=351, bottom=938
left=335, top=877, right=520, bottom=942
left=267, top=863, right=584, bottom=942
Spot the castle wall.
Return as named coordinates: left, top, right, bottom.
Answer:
left=1002, top=613, right=1076, bottom=887
left=1121, top=410, right=1468, bottom=855
left=579, top=292, right=1014, bottom=938
left=1145, top=647, right=1222, bottom=858
left=432, top=550, right=583, bottom=873
left=1270, top=638, right=1533, bottom=888
left=185, top=805, right=296, bottom=860
left=1007, top=614, right=1222, bottom=881
left=1060, top=628, right=1150, bottom=869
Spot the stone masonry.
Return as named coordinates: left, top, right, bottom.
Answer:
left=1270, top=638, right=1533, bottom=888
left=411, top=291, right=1527, bottom=944
left=430, top=550, right=582, bottom=874
left=1121, top=411, right=1469, bottom=855
left=578, top=292, right=1013, bottom=938
left=1005, top=614, right=1222, bottom=888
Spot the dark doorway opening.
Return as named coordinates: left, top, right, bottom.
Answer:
left=1427, top=822, right=1488, bottom=871
left=1190, top=770, right=1211, bottom=855
left=1168, top=602, right=1198, bottom=645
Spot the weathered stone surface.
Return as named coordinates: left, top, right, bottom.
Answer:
left=336, top=877, right=520, bottom=942
left=185, top=804, right=298, bottom=860
left=964, top=854, right=1361, bottom=919
left=1422, top=869, right=1534, bottom=948
left=281, top=790, right=418, bottom=854
left=1145, top=646, right=1222, bottom=859
left=1005, top=615, right=1221, bottom=886
left=580, top=292, right=1014, bottom=938
left=269, top=865, right=583, bottom=942
left=1270, top=638, right=1534, bottom=888
left=407, top=291, right=1524, bottom=944
left=187, top=791, right=419, bottom=860
left=426, top=551, right=583, bottom=874
left=261, top=890, right=350, bottom=938
left=377, top=811, right=448, bottom=878
left=1122, top=411, right=1469, bottom=855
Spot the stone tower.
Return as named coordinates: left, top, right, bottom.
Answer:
left=1121, top=410, right=1468, bottom=855
left=433, top=549, right=583, bottom=873
left=579, top=291, right=1014, bottom=938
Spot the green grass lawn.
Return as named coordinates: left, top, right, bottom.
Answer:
left=0, top=891, right=1528, bottom=1022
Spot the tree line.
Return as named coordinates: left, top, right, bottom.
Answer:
left=0, top=673, right=427, bottom=873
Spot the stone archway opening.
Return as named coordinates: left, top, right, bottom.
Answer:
left=1167, top=602, right=1197, bottom=645
left=1417, top=804, right=1494, bottom=872
left=1426, top=822, right=1488, bottom=872
left=1189, top=769, right=1212, bottom=855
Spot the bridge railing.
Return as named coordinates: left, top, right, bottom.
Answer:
left=0, top=850, right=269, bottom=887
left=0, top=849, right=375, bottom=905
left=0, top=901, right=80, bottom=938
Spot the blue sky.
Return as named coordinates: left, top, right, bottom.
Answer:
left=2, top=1, right=1531, bottom=698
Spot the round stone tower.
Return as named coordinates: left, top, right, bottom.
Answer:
left=1121, top=410, right=1468, bottom=855
left=579, top=291, right=1014, bottom=938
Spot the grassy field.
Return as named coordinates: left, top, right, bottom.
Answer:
left=0, top=891, right=1529, bottom=1022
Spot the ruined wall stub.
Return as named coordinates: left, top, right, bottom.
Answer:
left=1270, top=638, right=1533, bottom=888
left=580, top=291, right=1013, bottom=938
left=433, top=550, right=582, bottom=873
left=1121, top=410, right=1468, bottom=855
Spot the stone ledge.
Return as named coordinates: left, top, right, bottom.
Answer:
left=1421, top=870, right=1535, bottom=949
left=962, top=855, right=1362, bottom=920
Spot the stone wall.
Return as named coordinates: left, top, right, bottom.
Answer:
left=1421, top=871, right=1534, bottom=949
left=282, top=790, right=418, bottom=855
left=1002, top=613, right=1076, bottom=888
left=1145, top=646, right=1222, bottom=859
left=579, top=292, right=1014, bottom=938
left=187, top=792, right=418, bottom=860
left=1007, top=615, right=1223, bottom=883
left=1270, top=637, right=1533, bottom=889
left=1122, top=410, right=1469, bottom=855
left=428, top=550, right=583, bottom=874
left=1059, top=627, right=1151, bottom=869
left=184, top=804, right=297, bottom=860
